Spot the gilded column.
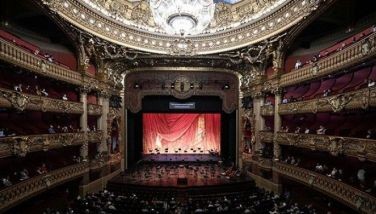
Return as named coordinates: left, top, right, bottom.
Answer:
left=120, top=89, right=126, bottom=171
left=252, top=92, right=265, bottom=154
left=97, top=91, right=110, bottom=155
left=273, top=89, right=282, bottom=161
left=79, top=89, right=89, bottom=161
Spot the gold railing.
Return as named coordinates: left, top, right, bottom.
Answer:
left=275, top=132, right=376, bottom=162
left=87, top=131, right=103, bottom=142
left=0, top=162, right=89, bottom=211
left=0, top=38, right=82, bottom=85
left=0, top=132, right=87, bottom=158
left=88, top=103, right=103, bottom=116
left=260, top=105, right=274, bottom=116
left=274, top=162, right=376, bottom=214
left=279, top=87, right=376, bottom=115
left=0, top=88, right=84, bottom=114
left=280, top=31, right=376, bottom=87
left=259, top=131, right=274, bottom=143
left=243, top=155, right=272, bottom=169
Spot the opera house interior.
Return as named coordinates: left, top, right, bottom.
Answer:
left=1, top=0, right=376, bottom=213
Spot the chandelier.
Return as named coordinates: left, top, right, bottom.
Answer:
left=149, top=0, right=215, bottom=36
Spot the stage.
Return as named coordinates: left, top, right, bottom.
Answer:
left=107, top=162, right=254, bottom=198
left=142, top=153, right=221, bottom=162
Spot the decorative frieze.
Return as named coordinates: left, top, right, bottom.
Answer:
left=258, top=131, right=274, bottom=143
left=0, top=163, right=89, bottom=211
left=0, top=132, right=87, bottom=158
left=87, top=104, right=103, bottom=116
left=275, top=132, right=376, bottom=162
left=279, top=87, right=376, bottom=115
left=87, top=131, right=103, bottom=142
left=274, top=162, right=376, bottom=214
left=0, top=88, right=84, bottom=114
left=260, top=105, right=275, bottom=116
left=280, top=31, right=376, bottom=87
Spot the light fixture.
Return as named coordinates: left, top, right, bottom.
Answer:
left=149, top=0, right=215, bottom=36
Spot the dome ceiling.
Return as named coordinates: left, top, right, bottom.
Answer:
left=41, top=0, right=325, bottom=56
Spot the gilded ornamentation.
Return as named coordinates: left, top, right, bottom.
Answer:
left=280, top=31, right=376, bottom=87
left=41, top=0, right=325, bottom=55
left=11, top=137, right=31, bottom=157
left=276, top=132, right=376, bottom=162
left=326, top=94, right=353, bottom=112
left=275, top=162, right=376, bottom=214
left=0, top=90, right=30, bottom=111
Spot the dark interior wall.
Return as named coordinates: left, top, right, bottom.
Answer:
left=126, top=96, right=237, bottom=166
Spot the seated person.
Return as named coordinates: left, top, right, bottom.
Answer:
left=48, top=125, right=56, bottom=134
left=62, top=94, right=68, bottom=101
left=1, top=176, right=12, bottom=187
left=0, top=128, right=5, bottom=137
left=41, top=88, right=48, bottom=96
left=304, top=128, right=310, bottom=134
left=19, top=168, right=30, bottom=181
left=316, top=125, right=326, bottom=135
left=294, top=127, right=301, bottom=134
left=14, top=83, right=23, bottom=92
left=37, top=163, right=48, bottom=175
left=294, top=60, right=302, bottom=69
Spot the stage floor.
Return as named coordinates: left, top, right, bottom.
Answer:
left=108, top=162, right=253, bottom=198
left=142, top=154, right=221, bottom=162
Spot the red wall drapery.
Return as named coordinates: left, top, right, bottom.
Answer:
left=143, top=113, right=221, bottom=154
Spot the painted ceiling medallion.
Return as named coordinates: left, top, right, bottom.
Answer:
left=41, top=0, right=325, bottom=55
left=149, top=0, right=215, bottom=36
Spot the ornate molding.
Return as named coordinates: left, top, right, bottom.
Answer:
left=124, top=69, right=239, bottom=113
left=258, top=131, right=274, bottom=144
left=88, top=104, right=103, bottom=115
left=280, top=31, right=376, bottom=87
left=0, top=163, right=89, bottom=211
left=87, top=131, right=103, bottom=142
left=40, top=0, right=325, bottom=55
left=0, top=88, right=84, bottom=114
left=0, top=133, right=87, bottom=158
left=279, top=87, right=376, bottom=115
left=0, top=38, right=82, bottom=85
left=274, top=162, right=376, bottom=214
left=275, top=132, right=376, bottom=162
left=260, top=105, right=275, bottom=116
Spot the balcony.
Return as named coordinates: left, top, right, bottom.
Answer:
left=0, top=163, right=89, bottom=211
left=243, top=154, right=273, bottom=170
left=274, top=162, right=376, bottom=214
left=280, top=31, right=376, bottom=87
left=258, top=131, right=274, bottom=143
left=0, top=132, right=87, bottom=158
left=0, top=38, right=82, bottom=85
left=260, top=105, right=274, bottom=116
left=88, top=104, right=103, bottom=116
left=279, top=87, right=376, bottom=115
left=275, top=132, right=376, bottom=162
left=0, top=88, right=84, bottom=114
left=87, top=131, right=103, bottom=142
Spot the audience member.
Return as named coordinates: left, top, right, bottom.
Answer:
left=62, top=94, right=68, bottom=101
left=48, top=125, right=56, bottom=134
left=316, top=125, right=326, bottom=135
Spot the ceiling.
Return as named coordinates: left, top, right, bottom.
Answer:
left=38, top=0, right=325, bottom=55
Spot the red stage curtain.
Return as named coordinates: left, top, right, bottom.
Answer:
left=143, top=113, right=221, bottom=154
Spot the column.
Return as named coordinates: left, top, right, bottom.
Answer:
left=80, top=90, right=88, bottom=161
left=252, top=93, right=265, bottom=154
left=273, top=90, right=282, bottom=161
left=120, top=89, right=126, bottom=171
left=97, top=92, right=110, bottom=156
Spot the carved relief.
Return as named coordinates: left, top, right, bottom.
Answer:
left=124, top=70, right=239, bottom=113
left=0, top=90, right=30, bottom=111
left=276, top=133, right=376, bottom=162
left=11, top=137, right=31, bottom=157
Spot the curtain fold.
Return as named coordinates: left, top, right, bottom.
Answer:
left=143, top=113, right=221, bottom=153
